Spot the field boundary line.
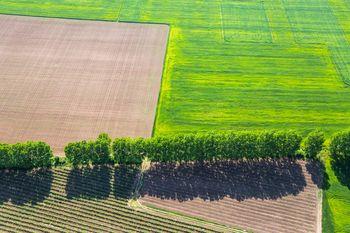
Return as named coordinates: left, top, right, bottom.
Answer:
left=0, top=12, right=115, bottom=22
left=0, top=13, right=172, bottom=26
left=150, top=25, right=172, bottom=136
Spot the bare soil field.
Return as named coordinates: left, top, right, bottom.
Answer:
left=0, top=15, right=169, bottom=155
left=140, top=159, right=323, bottom=233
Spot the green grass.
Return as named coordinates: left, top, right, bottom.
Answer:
left=323, top=157, right=350, bottom=233
left=117, top=0, right=350, bottom=135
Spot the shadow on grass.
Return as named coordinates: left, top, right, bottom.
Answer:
left=66, top=166, right=112, bottom=200
left=141, top=158, right=308, bottom=202
left=331, top=158, right=350, bottom=189
left=0, top=169, right=53, bottom=205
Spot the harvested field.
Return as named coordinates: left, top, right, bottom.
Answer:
left=140, top=159, right=323, bottom=233
left=0, top=15, right=169, bottom=155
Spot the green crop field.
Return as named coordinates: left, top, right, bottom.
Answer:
left=1, top=0, right=350, bottom=136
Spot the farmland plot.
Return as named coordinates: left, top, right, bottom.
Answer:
left=1, top=0, right=350, bottom=134
left=0, top=166, right=228, bottom=232
left=116, top=0, right=350, bottom=134
left=140, top=159, right=322, bottom=233
left=1, top=0, right=350, bottom=136
left=0, top=15, right=169, bottom=155
left=0, top=1, right=350, bottom=231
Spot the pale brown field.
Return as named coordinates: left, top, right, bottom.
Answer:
left=0, top=15, right=169, bottom=155
left=140, top=159, right=322, bottom=233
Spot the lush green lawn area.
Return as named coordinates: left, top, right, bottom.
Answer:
left=323, top=157, right=350, bottom=233
left=1, top=0, right=350, bottom=136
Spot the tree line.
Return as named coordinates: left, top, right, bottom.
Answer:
left=0, top=130, right=349, bottom=169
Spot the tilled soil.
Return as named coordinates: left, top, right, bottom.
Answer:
left=0, top=15, right=169, bottom=155
left=139, top=159, right=322, bottom=233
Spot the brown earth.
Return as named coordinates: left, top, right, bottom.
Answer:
left=139, top=159, right=323, bottom=233
left=0, top=15, right=169, bottom=155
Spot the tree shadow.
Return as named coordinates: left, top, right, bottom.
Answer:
left=141, top=159, right=308, bottom=202
left=66, top=166, right=112, bottom=200
left=0, top=169, right=53, bottom=205
left=331, top=158, right=350, bottom=189
left=305, top=159, right=329, bottom=190
left=114, top=165, right=139, bottom=199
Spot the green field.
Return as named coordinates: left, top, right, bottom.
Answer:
left=1, top=0, right=350, bottom=135
left=323, top=157, right=350, bottom=233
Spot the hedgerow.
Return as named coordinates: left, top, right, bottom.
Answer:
left=112, top=131, right=302, bottom=164
left=330, top=130, right=350, bottom=163
left=1, top=130, right=333, bottom=169
left=0, top=142, right=52, bottom=169
left=65, top=133, right=112, bottom=167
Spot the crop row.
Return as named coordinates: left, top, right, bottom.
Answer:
left=0, top=167, right=219, bottom=233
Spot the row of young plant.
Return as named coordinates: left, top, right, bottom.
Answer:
left=0, top=130, right=349, bottom=169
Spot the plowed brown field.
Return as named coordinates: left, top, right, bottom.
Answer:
left=0, top=15, right=169, bottom=155
left=139, top=159, right=322, bottom=233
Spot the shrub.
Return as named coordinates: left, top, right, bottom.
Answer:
left=52, top=156, right=67, bottom=167
left=329, top=130, right=350, bottom=188
left=113, top=138, right=146, bottom=165
left=0, top=144, right=11, bottom=169
left=26, top=142, right=53, bottom=168
left=65, top=133, right=112, bottom=167
left=91, top=133, right=112, bottom=165
left=330, top=130, right=350, bottom=163
left=302, top=130, right=325, bottom=159
left=269, top=130, right=303, bottom=158
left=65, top=141, right=90, bottom=167
left=97, top=133, right=112, bottom=145
left=0, top=142, right=52, bottom=169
